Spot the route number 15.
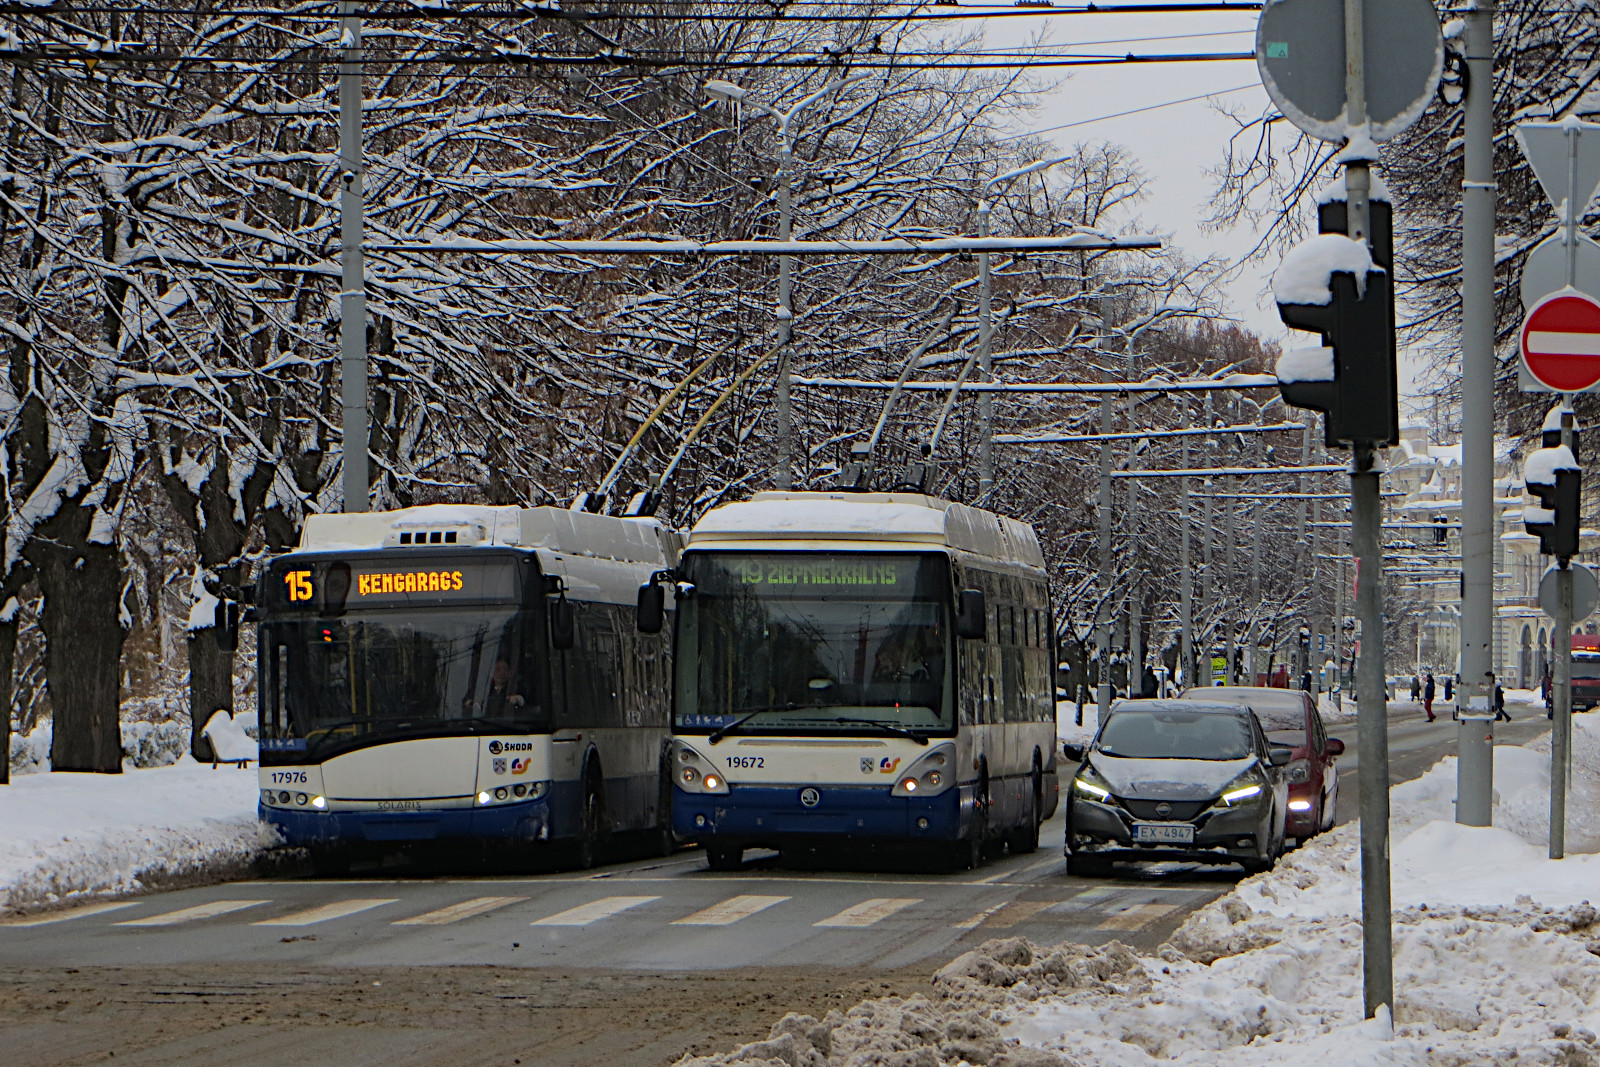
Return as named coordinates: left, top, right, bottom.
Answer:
left=284, top=570, right=314, bottom=602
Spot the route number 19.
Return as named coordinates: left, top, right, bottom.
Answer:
left=284, top=570, right=314, bottom=602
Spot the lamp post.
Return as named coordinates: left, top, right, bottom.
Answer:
left=975, top=153, right=1077, bottom=498
left=704, top=76, right=869, bottom=491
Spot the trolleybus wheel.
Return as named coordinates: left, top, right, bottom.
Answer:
left=705, top=844, right=743, bottom=871
left=572, top=769, right=606, bottom=870
left=1010, top=762, right=1043, bottom=855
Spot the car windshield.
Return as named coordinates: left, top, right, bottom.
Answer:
left=261, top=608, right=540, bottom=758
left=1096, top=710, right=1254, bottom=760
left=673, top=552, right=953, bottom=734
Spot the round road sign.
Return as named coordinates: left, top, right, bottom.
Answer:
left=1521, top=290, right=1600, bottom=392
left=1540, top=564, right=1599, bottom=623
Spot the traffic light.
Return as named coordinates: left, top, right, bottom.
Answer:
left=1274, top=196, right=1399, bottom=448
left=1524, top=444, right=1581, bottom=560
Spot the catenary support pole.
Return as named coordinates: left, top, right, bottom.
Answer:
left=977, top=199, right=995, bottom=498
left=1126, top=348, right=1142, bottom=693
left=775, top=135, right=795, bottom=491
left=1179, top=404, right=1194, bottom=689
left=339, top=1, right=367, bottom=513
left=1097, top=392, right=1114, bottom=721
left=1457, top=0, right=1497, bottom=820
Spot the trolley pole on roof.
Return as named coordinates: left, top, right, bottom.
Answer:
left=338, top=1, right=368, bottom=513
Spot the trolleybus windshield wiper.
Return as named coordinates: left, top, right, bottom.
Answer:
left=708, top=704, right=799, bottom=744
left=832, top=716, right=929, bottom=745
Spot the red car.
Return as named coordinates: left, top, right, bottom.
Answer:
left=1178, top=686, right=1344, bottom=840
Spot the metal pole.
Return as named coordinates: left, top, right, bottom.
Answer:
left=1343, top=0, right=1392, bottom=1020
left=977, top=199, right=995, bottom=498
left=338, top=1, right=367, bottom=513
left=1553, top=407, right=1577, bottom=858
left=775, top=135, right=794, bottom=491
left=1353, top=446, right=1394, bottom=1020
left=1126, top=349, right=1141, bottom=694
left=1456, top=0, right=1497, bottom=819
left=1097, top=393, right=1114, bottom=720
left=1223, top=419, right=1237, bottom=684
left=1180, top=404, right=1194, bottom=689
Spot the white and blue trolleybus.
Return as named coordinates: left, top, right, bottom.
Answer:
left=255, top=504, right=678, bottom=870
left=667, top=492, right=1059, bottom=869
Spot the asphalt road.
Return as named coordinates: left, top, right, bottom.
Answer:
left=0, top=700, right=1553, bottom=1067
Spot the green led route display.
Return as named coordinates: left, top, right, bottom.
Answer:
left=688, top=553, right=944, bottom=600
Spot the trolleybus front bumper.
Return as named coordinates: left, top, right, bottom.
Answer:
left=672, top=782, right=965, bottom=848
left=262, top=796, right=553, bottom=849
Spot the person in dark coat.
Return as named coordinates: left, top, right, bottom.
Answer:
left=1411, top=675, right=1422, bottom=701
left=1423, top=672, right=1437, bottom=722
left=1443, top=675, right=1454, bottom=702
left=1494, top=677, right=1510, bottom=722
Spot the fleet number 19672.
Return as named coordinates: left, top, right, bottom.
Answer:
left=725, top=756, right=765, bottom=769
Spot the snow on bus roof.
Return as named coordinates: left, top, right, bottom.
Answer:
left=689, top=491, right=1045, bottom=568
left=297, top=503, right=673, bottom=565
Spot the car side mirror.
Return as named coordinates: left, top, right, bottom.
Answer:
left=1324, top=737, right=1345, bottom=757
left=1268, top=745, right=1293, bottom=767
left=636, top=582, right=665, bottom=634
left=549, top=597, right=576, bottom=650
left=1060, top=741, right=1085, bottom=764
left=956, top=589, right=986, bottom=640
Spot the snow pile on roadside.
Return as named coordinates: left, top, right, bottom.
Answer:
left=681, top=719, right=1600, bottom=1067
left=10, top=717, right=218, bottom=775
left=0, top=756, right=266, bottom=917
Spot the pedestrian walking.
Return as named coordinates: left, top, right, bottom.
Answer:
left=1423, top=672, right=1437, bottom=721
left=1443, top=675, right=1454, bottom=702
left=1494, top=678, right=1510, bottom=722
left=1542, top=664, right=1553, bottom=717
left=1411, top=675, right=1422, bottom=701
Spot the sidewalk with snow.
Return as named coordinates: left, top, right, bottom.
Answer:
left=0, top=713, right=263, bottom=917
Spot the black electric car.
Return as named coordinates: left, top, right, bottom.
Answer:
left=1062, top=699, right=1291, bottom=876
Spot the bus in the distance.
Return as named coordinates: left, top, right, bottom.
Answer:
left=667, top=491, right=1059, bottom=870
left=252, top=503, right=677, bottom=871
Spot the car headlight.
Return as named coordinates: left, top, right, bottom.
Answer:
left=891, top=743, right=957, bottom=797
left=1072, top=764, right=1113, bottom=801
left=1285, top=759, right=1311, bottom=784
left=1213, top=772, right=1267, bottom=808
left=671, top=740, right=731, bottom=794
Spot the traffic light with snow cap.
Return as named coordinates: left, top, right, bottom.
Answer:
left=1525, top=442, right=1581, bottom=560
left=1274, top=254, right=1398, bottom=448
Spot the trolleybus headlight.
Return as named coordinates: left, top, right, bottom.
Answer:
left=477, top=791, right=492, bottom=805
left=311, top=796, right=326, bottom=809
left=261, top=790, right=274, bottom=805
left=494, top=787, right=509, bottom=801
left=681, top=767, right=699, bottom=785
left=278, top=790, right=292, bottom=804
left=670, top=741, right=730, bottom=794
left=295, top=793, right=308, bottom=806
left=703, top=774, right=721, bottom=791
left=891, top=743, right=958, bottom=798
left=513, top=784, right=527, bottom=798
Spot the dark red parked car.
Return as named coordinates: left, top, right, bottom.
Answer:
left=1178, top=686, right=1344, bottom=840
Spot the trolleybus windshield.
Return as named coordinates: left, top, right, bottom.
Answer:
left=673, top=552, right=953, bottom=736
left=259, top=556, right=539, bottom=759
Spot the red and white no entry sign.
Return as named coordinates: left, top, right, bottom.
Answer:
left=1521, top=290, right=1600, bottom=392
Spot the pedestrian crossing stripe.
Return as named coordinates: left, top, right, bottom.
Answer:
left=531, top=895, right=660, bottom=927
left=393, top=897, right=528, bottom=926
left=253, top=899, right=398, bottom=927
left=1094, top=902, right=1182, bottom=931
left=671, top=895, right=790, bottom=926
left=814, top=898, right=921, bottom=928
left=1, top=901, right=140, bottom=927
left=115, top=900, right=270, bottom=926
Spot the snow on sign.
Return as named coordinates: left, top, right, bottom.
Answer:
left=1520, top=291, right=1600, bottom=393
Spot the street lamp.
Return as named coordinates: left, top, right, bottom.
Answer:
left=704, top=75, right=870, bottom=491
left=975, top=152, right=1078, bottom=498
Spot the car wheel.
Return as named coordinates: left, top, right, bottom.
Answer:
left=705, top=844, right=742, bottom=871
left=1066, top=851, right=1111, bottom=878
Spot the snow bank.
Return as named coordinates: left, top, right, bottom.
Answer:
left=11, top=718, right=196, bottom=776
left=0, top=755, right=265, bottom=917
left=678, top=717, right=1600, bottom=1067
